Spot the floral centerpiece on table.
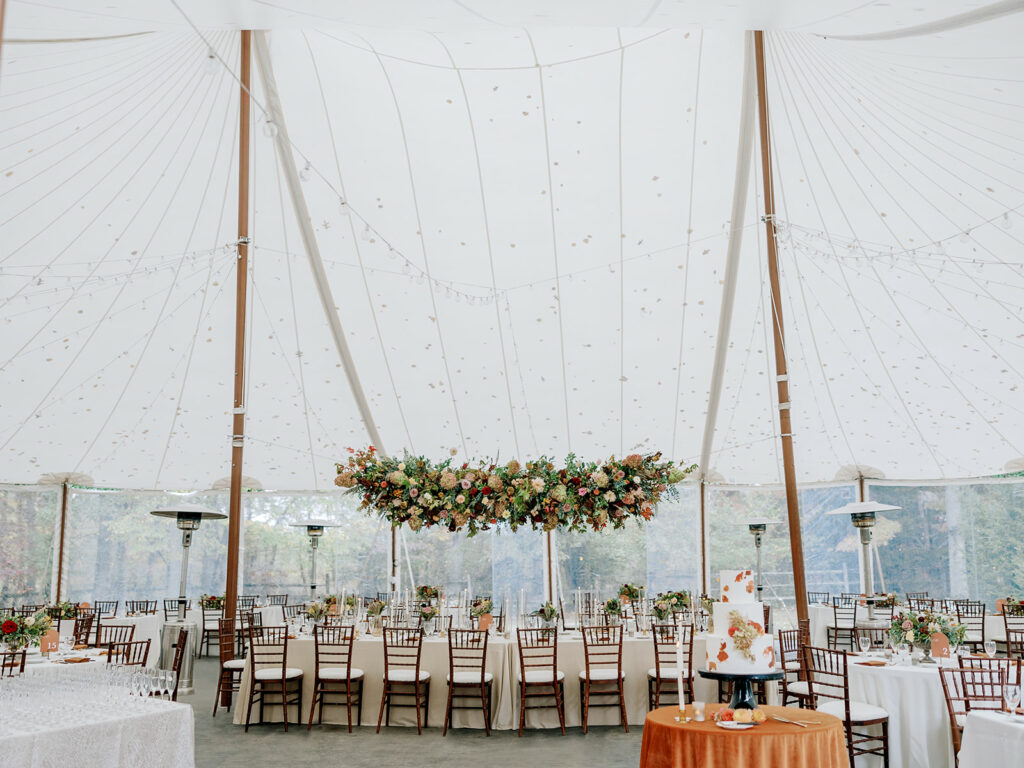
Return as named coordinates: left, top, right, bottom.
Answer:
left=335, top=446, right=696, bottom=536
left=366, top=600, right=385, bottom=617
left=651, top=598, right=675, bottom=622
left=471, top=599, right=493, bottom=618
left=873, top=593, right=900, bottom=608
left=604, top=597, right=623, bottom=619
left=619, top=584, right=643, bottom=603
left=532, top=601, right=559, bottom=625
left=324, top=595, right=338, bottom=606
left=419, top=605, right=439, bottom=622
left=0, top=611, right=53, bottom=651
left=47, top=601, right=77, bottom=620
left=415, top=585, right=441, bottom=603
left=344, top=595, right=358, bottom=612
left=199, top=594, right=225, bottom=610
left=889, top=608, right=966, bottom=651
left=307, top=602, right=330, bottom=623
left=1004, top=596, right=1024, bottom=611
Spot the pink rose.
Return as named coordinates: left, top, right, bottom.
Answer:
left=460, top=479, right=472, bottom=490
left=409, top=488, right=419, bottom=498
left=902, top=620, right=913, bottom=630
left=578, top=488, right=588, bottom=496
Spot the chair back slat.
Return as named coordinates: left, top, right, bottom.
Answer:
left=582, top=624, right=623, bottom=676
left=517, top=627, right=557, bottom=678
left=97, top=622, right=135, bottom=647
left=314, top=624, right=355, bottom=676
left=125, top=600, right=157, bottom=615
left=956, top=601, right=986, bottom=641
left=383, top=627, right=424, bottom=676
left=651, top=623, right=692, bottom=676
left=804, top=646, right=851, bottom=713
left=266, top=594, right=288, bottom=606
left=248, top=626, right=289, bottom=677
left=854, top=627, right=889, bottom=650
left=808, top=592, right=831, bottom=605
left=0, top=650, right=26, bottom=677
left=93, top=600, right=118, bottom=618
left=218, top=617, right=237, bottom=664
left=831, top=600, right=857, bottom=628
left=72, top=614, right=94, bottom=646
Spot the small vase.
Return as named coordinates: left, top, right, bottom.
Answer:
left=371, top=616, right=383, bottom=637
left=608, top=615, right=622, bottom=627
left=917, top=645, right=936, bottom=664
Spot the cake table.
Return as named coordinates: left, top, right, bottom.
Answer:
left=698, top=669, right=784, bottom=709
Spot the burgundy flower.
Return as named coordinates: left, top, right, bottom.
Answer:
left=1, top=620, right=17, bottom=635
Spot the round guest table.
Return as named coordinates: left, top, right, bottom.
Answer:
left=639, top=704, right=848, bottom=768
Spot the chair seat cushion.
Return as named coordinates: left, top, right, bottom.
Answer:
left=519, top=670, right=566, bottom=684
left=818, top=699, right=888, bottom=722
left=319, top=667, right=364, bottom=681
left=580, top=668, right=623, bottom=681
left=204, top=621, right=220, bottom=630
left=965, top=631, right=983, bottom=643
left=386, top=669, right=430, bottom=682
left=254, top=667, right=303, bottom=681
left=222, top=659, right=246, bottom=670
left=786, top=680, right=810, bottom=696
left=448, top=671, right=494, bottom=684
left=647, top=666, right=688, bottom=680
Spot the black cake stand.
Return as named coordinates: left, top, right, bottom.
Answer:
left=698, top=669, right=784, bottom=709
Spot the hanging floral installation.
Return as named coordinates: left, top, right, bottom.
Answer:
left=335, top=447, right=696, bottom=535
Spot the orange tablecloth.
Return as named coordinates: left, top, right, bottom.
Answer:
left=639, top=704, right=848, bottom=768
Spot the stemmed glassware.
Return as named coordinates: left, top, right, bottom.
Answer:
left=1004, top=674, right=1021, bottom=720
left=858, top=635, right=872, bottom=654
left=984, top=639, right=997, bottom=658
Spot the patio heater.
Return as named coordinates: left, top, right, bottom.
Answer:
left=150, top=503, right=226, bottom=693
left=290, top=521, right=337, bottom=601
left=741, top=518, right=780, bottom=602
left=826, top=500, right=900, bottom=620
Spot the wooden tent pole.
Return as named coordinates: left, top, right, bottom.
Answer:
left=224, top=30, right=251, bottom=625
left=55, top=482, right=69, bottom=603
left=753, top=30, right=808, bottom=623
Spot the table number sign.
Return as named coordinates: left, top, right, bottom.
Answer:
left=930, top=632, right=950, bottom=659
left=41, top=628, right=59, bottom=655
left=996, top=599, right=1006, bottom=615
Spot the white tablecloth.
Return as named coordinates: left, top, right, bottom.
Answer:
left=958, top=710, right=1024, bottom=767
left=58, top=615, right=161, bottom=660
left=811, top=607, right=1008, bottom=647
left=1, top=701, right=194, bottom=768
left=847, top=659, right=955, bottom=768
left=256, top=606, right=286, bottom=627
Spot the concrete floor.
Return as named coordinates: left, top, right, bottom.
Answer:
left=181, top=657, right=644, bottom=768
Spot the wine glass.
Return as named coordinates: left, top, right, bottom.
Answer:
left=858, top=635, right=872, bottom=654
left=1005, top=684, right=1021, bottom=719
left=984, top=639, right=997, bottom=658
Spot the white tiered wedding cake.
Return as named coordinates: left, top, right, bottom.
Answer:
left=704, top=569, right=776, bottom=674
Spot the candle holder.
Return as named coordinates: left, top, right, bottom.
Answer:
left=826, top=501, right=900, bottom=619
left=290, top=521, right=338, bottom=601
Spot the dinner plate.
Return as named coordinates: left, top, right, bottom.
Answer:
left=716, top=721, right=754, bottom=730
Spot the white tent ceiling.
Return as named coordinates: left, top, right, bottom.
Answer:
left=2, top=2, right=1023, bottom=490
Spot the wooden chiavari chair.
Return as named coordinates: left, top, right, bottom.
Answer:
left=939, top=666, right=970, bottom=762
left=516, top=627, right=565, bottom=736
left=828, top=599, right=858, bottom=651
left=237, top=595, right=258, bottom=611
left=266, top=594, right=288, bottom=606
left=0, top=649, right=26, bottom=677
left=1008, top=629, right=1024, bottom=661
left=579, top=624, right=628, bottom=733
left=96, top=622, right=135, bottom=649
left=244, top=626, right=303, bottom=731
left=106, top=639, right=150, bottom=667
left=647, top=622, right=693, bottom=710
left=93, top=600, right=118, bottom=618
left=804, top=646, right=890, bottom=766
left=808, top=592, right=831, bottom=605
left=213, top=618, right=246, bottom=717
left=778, top=627, right=811, bottom=708
left=200, top=603, right=224, bottom=657
left=377, top=627, right=430, bottom=734
left=170, top=627, right=188, bottom=702
left=955, top=601, right=987, bottom=652
left=15, top=605, right=43, bottom=617
left=308, top=624, right=364, bottom=732
left=125, top=600, right=157, bottom=615
left=1002, top=603, right=1024, bottom=654
left=908, top=597, right=935, bottom=612
left=960, top=656, right=1022, bottom=688
left=442, top=628, right=491, bottom=735
left=163, top=598, right=192, bottom=621
left=906, top=591, right=929, bottom=602
left=283, top=604, right=306, bottom=621
left=72, top=614, right=94, bottom=647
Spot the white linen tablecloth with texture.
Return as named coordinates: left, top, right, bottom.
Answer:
left=958, top=710, right=1024, bottom=768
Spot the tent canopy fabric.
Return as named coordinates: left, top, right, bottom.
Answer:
left=2, top=2, right=1022, bottom=490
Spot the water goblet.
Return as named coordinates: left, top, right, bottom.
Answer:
left=984, top=639, right=997, bottom=658
left=858, top=636, right=872, bottom=654
left=1005, top=684, right=1021, bottom=719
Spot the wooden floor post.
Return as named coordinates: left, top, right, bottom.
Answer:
left=224, top=30, right=251, bottom=625
left=55, top=482, right=69, bottom=603
left=754, top=30, right=808, bottom=623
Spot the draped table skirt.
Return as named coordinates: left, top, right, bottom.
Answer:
left=639, top=704, right=847, bottom=768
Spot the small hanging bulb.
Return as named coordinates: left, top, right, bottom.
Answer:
left=415, top=275, right=425, bottom=286
left=386, top=247, right=397, bottom=260
left=205, top=48, right=219, bottom=75
left=959, top=230, right=971, bottom=243
left=299, top=161, right=311, bottom=182
left=1000, top=212, right=1013, bottom=230
left=261, top=119, right=278, bottom=139
left=338, top=198, right=350, bottom=216
left=360, top=225, right=372, bottom=242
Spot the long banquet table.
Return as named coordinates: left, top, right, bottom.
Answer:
left=232, top=630, right=733, bottom=729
